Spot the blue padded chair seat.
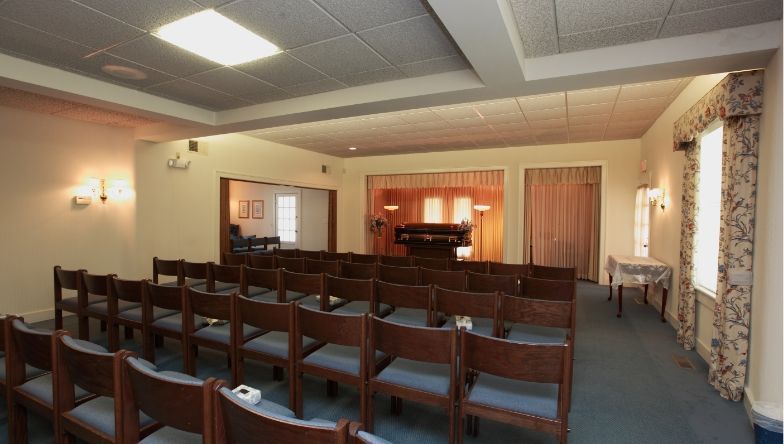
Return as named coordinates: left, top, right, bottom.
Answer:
left=119, top=307, right=179, bottom=323
left=303, top=344, right=384, bottom=376
left=139, top=426, right=201, bottom=443
left=506, top=323, right=568, bottom=344
left=243, top=286, right=272, bottom=298
left=66, top=395, right=155, bottom=438
left=331, top=301, right=392, bottom=316
left=0, top=358, right=47, bottom=382
left=184, top=278, right=206, bottom=287
left=159, top=280, right=180, bottom=287
left=220, top=387, right=297, bottom=419
left=214, top=283, right=241, bottom=295
left=192, top=323, right=261, bottom=345
left=151, top=313, right=184, bottom=333
left=358, top=431, right=394, bottom=444
left=375, top=358, right=451, bottom=396
left=441, top=316, right=495, bottom=337
left=16, top=373, right=92, bottom=406
left=467, top=373, right=559, bottom=420
left=283, top=290, right=308, bottom=302
left=56, top=294, right=106, bottom=310
left=298, top=295, right=346, bottom=310
left=242, top=331, right=318, bottom=359
left=250, top=292, right=278, bottom=303
left=87, top=299, right=142, bottom=315
left=383, top=307, right=428, bottom=327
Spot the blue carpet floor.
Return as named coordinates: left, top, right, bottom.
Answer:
left=0, top=281, right=753, bottom=443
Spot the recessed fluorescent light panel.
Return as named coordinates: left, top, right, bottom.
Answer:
left=156, top=10, right=279, bottom=65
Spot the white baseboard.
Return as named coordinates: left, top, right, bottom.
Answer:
left=743, top=388, right=755, bottom=426
left=17, top=308, right=69, bottom=324
left=696, top=337, right=712, bottom=364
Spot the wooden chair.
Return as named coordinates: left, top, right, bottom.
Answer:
left=488, top=262, right=529, bottom=277
left=81, top=272, right=139, bottom=345
left=366, top=316, right=458, bottom=443
left=240, top=266, right=280, bottom=303
left=53, top=266, right=93, bottom=340
left=222, top=252, right=249, bottom=266
left=414, top=256, right=449, bottom=270
left=279, top=269, right=325, bottom=308
left=276, top=256, right=306, bottom=273
left=232, top=297, right=320, bottom=410
left=457, top=331, right=570, bottom=443
left=121, top=356, right=221, bottom=443
left=433, top=288, right=501, bottom=337
left=323, top=251, right=351, bottom=262
left=530, top=264, right=577, bottom=281
left=0, top=316, right=47, bottom=409
left=109, top=277, right=148, bottom=352
left=348, top=422, right=393, bottom=444
left=266, top=236, right=282, bottom=250
left=520, top=276, right=577, bottom=344
left=248, top=253, right=275, bottom=269
left=294, top=306, right=377, bottom=423
left=306, top=258, right=339, bottom=276
left=326, top=276, right=390, bottom=316
left=208, top=262, right=242, bottom=294
left=55, top=333, right=155, bottom=443
left=230, top=238, right=251, bottom=254
left=152, top=257, right=183, bottom=285
left=338, top=260, right=377, bottom=280
left=375, top=281, right=434, bottom=327
left=467, top=271, right=518, bottom=297
left=250, top=237, right=269, bottom=254
left=377, top=264, right=419, bottom=286
left=273, top=247, right=298, bottom=258
left=449, top=260, right=488, bottom=273
left=299, top=249, right=324, bottom=260
left=142, top=282, right=186, bottom=366
left=420, top=268, right=467, bottom=291
left=378, top=255, right=414, bottom=267
left=350, top=253, right=379, bottom=264
left=216, top=384, right=351, bottom=443
left=182, top=260, right=209, bottom=291
left=183, top=288, right=260, bottom=383
left=6, top=320, right=94, bottom=442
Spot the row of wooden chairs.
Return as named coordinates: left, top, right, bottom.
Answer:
left=230, top=235, right=281, bottom=253
left=1, top=315, right=388, bottom=443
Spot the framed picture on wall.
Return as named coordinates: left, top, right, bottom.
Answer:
left=252, top=200, right=264, bottom=219
left=238, top=200, right=249, bottom=218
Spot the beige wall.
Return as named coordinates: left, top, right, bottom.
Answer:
left=0, top=106, right=137, bottom=321
left=341, top=139, right=642, bottom=284
left=300, top=187, right=330, bottom=251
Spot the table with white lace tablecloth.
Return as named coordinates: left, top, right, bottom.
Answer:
left=605, top=255, right=672, bottom=322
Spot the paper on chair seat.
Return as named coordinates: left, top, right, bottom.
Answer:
left=455, top=316, right=472, bottom=330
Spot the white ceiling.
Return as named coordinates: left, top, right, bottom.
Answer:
left=0, top=0, right=779, bottom=155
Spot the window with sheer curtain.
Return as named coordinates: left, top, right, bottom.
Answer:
left=634, top=185, right=650, bottom=257
left=695, top=121, right=723, bottom=295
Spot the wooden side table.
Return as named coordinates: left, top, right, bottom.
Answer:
left=605, top=255, right=672, bottom=322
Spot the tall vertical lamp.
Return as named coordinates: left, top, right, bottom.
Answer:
left=473, top=204, right=490, bottom=260
left=383, top=205, right=399, bottom=255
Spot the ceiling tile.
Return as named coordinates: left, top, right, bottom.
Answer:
left=235, top=53, right=326, bottom=88
left=146, top=79, right=251, bottom=110
left=618, top=79, right=681, bottom=101
left=193, top=0, right=233, bottom=7
left=0, top=18, right=97, bottom=71
left=569, top=102, right=615, bottom=117
left=352, top=115, right=409, bottom=129
left=108, top=35, right=220, bottom=77
left=606, top=118, right=653, bottom=130
left=569, top=130, right=604, bottom=141
left=446, top=116, right=492, bottom=128
left=398, top=55, right=469, bottom=77
left=312, top=0, right=426, bottom=32
left=525, top=107, right=566, bottom=121
left=186, top=68, right=291, bottom=103
left=81, top=52, right=177, bottom=89
left=528, top=117, right=567, bottom=129
left=659, top=0, right=782, bottom=38
left=490, top=121, right=531, bottom=133
left=535, top=132, right=569, bottom=144
left=555, top=0, right=671, bottom=35
left=568, top=114, right=611, bottom=126
left=289, top=35, right=389, bottom=77
left=358, top=15, right=457, bottom=65
left=217, top=0, right=347, bottom=49
left=283, top=78, right=346, bottom=97
left=503, top=134, right=536, bottom=146
left=508, top=0, right=559, bottom=57
left=395, top=110, right=443, bottom=124
left=569, top=123, right=606, bottom=133
left=74, top=0, right=202, bottom=31
left=670, top=0, right=748, bottom=15
left=482, top=112, right=526, bottom=125
left=613, top=96, right=669, bottom=113
left=605, top=128, right=645, bottom=139
left=611, top=109, right=663, bottom=121
left=559, top=19, right=661, bottom=53
left=431, top=106, right=480, bottom=120
left=567, top=86, right=619, bottom=106
left=472, top=99, right=521, bottom=116
left=517, top=93, right=565, bottom=111
left=337, top=67, right=406, bottom=86
left=0, top=0, right=144, bottom=49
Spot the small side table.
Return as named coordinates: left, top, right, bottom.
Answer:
left=605, top=255, right=672, bottom=322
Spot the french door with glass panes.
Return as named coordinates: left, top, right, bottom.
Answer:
left=275, top=192, right=300, bottom=248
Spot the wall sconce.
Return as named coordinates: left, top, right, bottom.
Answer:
left=648, top=188, right=666, bottom=210
left=383, top=205, right=399, bottom=211
left=74, top=178, right=129, bottom=205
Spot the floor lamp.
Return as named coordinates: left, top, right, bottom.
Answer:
left=473, top=204, right=490, bottom=260
left=383, top=205, right=399, bottom=255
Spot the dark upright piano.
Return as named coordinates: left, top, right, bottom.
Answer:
left=393, top=222, right=472, bottom=259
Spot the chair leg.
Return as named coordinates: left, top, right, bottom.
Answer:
left=185, top=343, right=197, bottom=375
left=326, top=380, right=339, bottom=397
left=124, top=326, right=134, bottom=339
left=55, top=309, right=63, bottom=330
left=272, top=366, right=284, bottom=381
left=472, top=417, right=479, bottom=437
left=143, top=330, right=155, bottom=362
left=108, top=321, right=119, bottom=352
left=154, top=335, right=164, bottom=347
left=78, top=316, right=90, bottom=340
left=100, top=320, right=107, bottom=332
left=295, top=371, right=304, bottom=419
left=10, top=402, right=28, bottom=444
left=366, top=392, right=375, bottom=433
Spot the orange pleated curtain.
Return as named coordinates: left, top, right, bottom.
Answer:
left=523, top=167, right=600, bottom=281
left=368, top=171, right=504, bottom=262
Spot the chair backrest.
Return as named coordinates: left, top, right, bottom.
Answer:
left=185, top=288, right=234, bottom=323
left=266, top=236, right=282, bottom=249
left=414, top=256, right=449, bottom=270
left=530, top=264, right=576, bottom=281
left=374, top=281, right=432, bottom=325
left=433, top=288, right=500, bottom=336
left=501, top=295, right=573, bottom=331
left=298, top=249, right=323, bottom=260
left=379, top=255, right=414, bottom=267
left=216, top=387, right=350, bottom=443
left=377, top=264, right=419, bottom=285
left=520, top=276, right=576, bottom=302
left=250, top=237, right=267, bottom=251
left=488, top=261, right=529, bottom=277
left=305, top=258, right=339, bottom=276
left=338, top=260, right=377, bottom=280
left=56, top=333, right=122, bottom=400
left=323, top=251, right=351, bottom=262
left=235, top=296, right=292, bottom=333
left=350, top=253, right=378, bottom=264
left=241, top=266, right=280, bottom=295
left=296, top=305, right=365, bottom=348
left=209, top=263, right=242, bottom=287
left=248, top=254, right=275, bottom=269
left=10, top=318, right=54, bottom=372
left=54, top=266, right=85, bottom=305
left=182, top=260, right=208, bottom=280
left=81, top=271, right=113, bottom=297
left=369, top=316, right=456, bottom=366
left=122, top=357, right=218, bottom=441
left=279, top=270, right=323, bottom=301
left=276, top=256, right=306, bottom=273
left=222, top=252, right=249, bottom=266
left=324, top=275, right=374, bottom=308
left=420, top=268, right=467, bottom=291
left=153, top=257, right=183, bottom=284
left=466, top=271, right=518, bottom=297
left=230, top=238, right=251, bottom=252
left=145, top=281, right=185, bottom=312
left=273, top=247, right=298, bottom=258
left=449, top=260, right=488, bottom=273
left=111, top=276, right=146, bottom=305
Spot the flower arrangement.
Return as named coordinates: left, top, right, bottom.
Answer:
left=369, top=213, right=388, bottom=237
left=458, top=218, right=475, bottom=232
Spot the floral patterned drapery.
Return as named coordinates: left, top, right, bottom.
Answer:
left=672, top=70, right=763, bottom=402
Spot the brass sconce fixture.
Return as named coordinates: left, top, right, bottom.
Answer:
left=648, top=188, right=666, bottom=210
left=74, top=178, right=129, bottom=205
